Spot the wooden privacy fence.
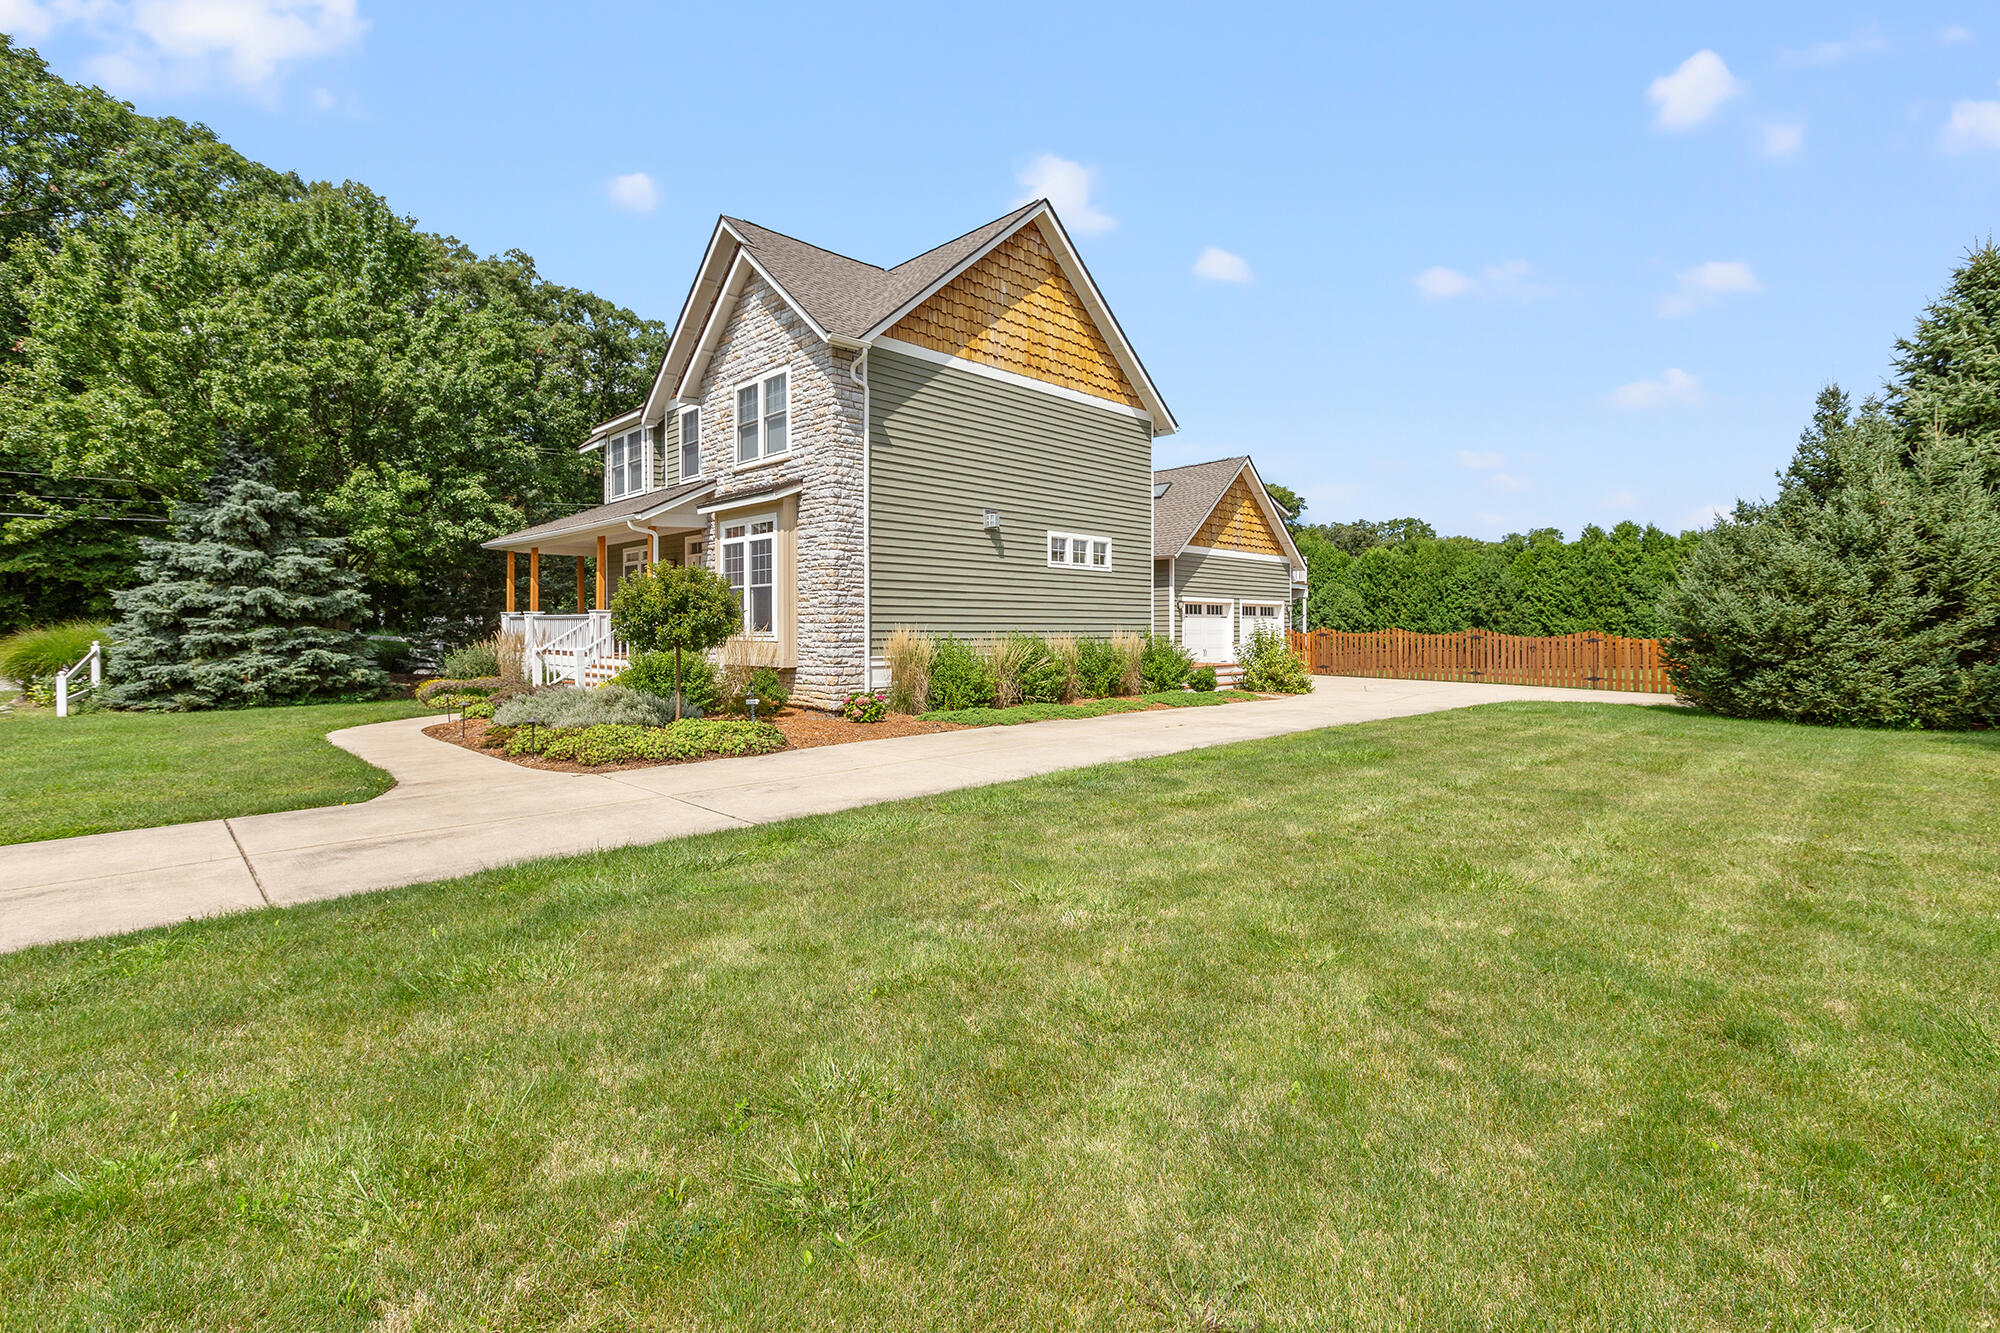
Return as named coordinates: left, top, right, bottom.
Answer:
left=1287, top=628, right=1675, bottom=694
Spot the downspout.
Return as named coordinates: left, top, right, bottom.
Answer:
left=850, top=347, right=872, bottom=691
left=624, top=519, right=657, bottom=568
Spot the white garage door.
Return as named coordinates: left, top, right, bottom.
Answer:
left=1181, top=601, right=1235, bottom=662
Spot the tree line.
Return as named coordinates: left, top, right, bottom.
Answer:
left=0, top=36, right=663, bottom=635
left=1266, top=497, right=1703, bottom=640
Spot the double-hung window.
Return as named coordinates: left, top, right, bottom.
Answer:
left=721, top=514, right=777, bottom=635
left=734, top=370, right=789, bottom=465
left=678, top=407, right=701, bottom=480
left=1047, top=530, right=1112, bottom=570
left=605, top=429, right=644, bottom=498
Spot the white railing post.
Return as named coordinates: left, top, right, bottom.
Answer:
left=89, top=641, right=101, bottom=688
left=55, top=670, right=67, bottom=717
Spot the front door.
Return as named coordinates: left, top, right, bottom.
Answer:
left=1181, top=601, right=1235, bottom=662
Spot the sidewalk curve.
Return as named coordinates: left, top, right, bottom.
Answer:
left=0, top=677, right=1675, bottom=952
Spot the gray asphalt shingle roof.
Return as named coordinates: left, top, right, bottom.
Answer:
left=1151, top=456, right=1252, bottom=558
left=481, top=477, right=714, bottom=549
left=719, top=201, right=1042, bottom=340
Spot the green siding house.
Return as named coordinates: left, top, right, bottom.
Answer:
left=485, top=202, right=1305, bottom=706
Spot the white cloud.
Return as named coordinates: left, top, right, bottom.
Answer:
left=1015, top=153, right=1113, bottom=233
left=1192, top=246, right=1253, bottom=283
left=1611, top=368, right=1702, bottom=409
left=1762, top=122, right=1805, bottom=158
left=1940, top=25, right=1974, bottom=45
left=1414, top=259, right=1547, bottom=301
left=1778, top=25, right=1889, bottom=68
left=607, top=172, right=659, bottom=213
left=20, top=0, right=367, bottom=94
left=1487, top=472, right=1530, bottom=493
left=1941, top=99, right=2000, bottom=152
left=1684, top=501, right=1731, bottom=528
left=0, top=0, right=53, bottom=39
left=1415, top=266, right=1474, bottom=299
left=1648, top=50, right=1742, bottom=130
left=1657, top=260, right=1763, bottom=317
left=1455, top=449, right=1504, bottom=470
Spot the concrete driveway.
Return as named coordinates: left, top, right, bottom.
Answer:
left=0, top=677, right=1675, bottom=953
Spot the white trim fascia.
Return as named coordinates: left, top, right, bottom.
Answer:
left=1179, top=543, right=1294, bottom=566
left=875, top=338, right=1153, bottom=422
left=672, top=252, right=757, bottom=404
left=696, top=481, right=804, bottom=516
left=643, top=220, right=736, bottom=424
left=478, top=486, right=719, bottom=551
left=859, top=202, right=1178, bottom=437
left=1233, top=457, right=1311, bottom=574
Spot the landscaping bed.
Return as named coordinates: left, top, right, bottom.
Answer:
left=918, top=688, right=1266, bottom=727
left=425, top=708, right=964, bottom=772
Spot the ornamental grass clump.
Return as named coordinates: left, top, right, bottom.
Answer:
left=985, top=635, right=1064, bottom=707
left=883, top=625, right=935, bottom=713
left=0, top=621, right=108, bottom=700
left=439, top=637, right=501, bottom=680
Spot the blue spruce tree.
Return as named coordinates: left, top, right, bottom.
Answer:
left=106, top=440, right=385, bottom=709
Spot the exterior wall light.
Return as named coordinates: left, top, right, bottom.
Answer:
left=982, top=509, right=1000, bottom=530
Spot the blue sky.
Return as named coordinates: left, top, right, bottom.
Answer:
left=7, top=1, right=1998, bottom=537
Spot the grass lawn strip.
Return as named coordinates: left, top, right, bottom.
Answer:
left=919, top=688, right=1264, bottom=726
left=0, top=698, right=434, bottom=845
left=2, top=702, right=1996, bottom=1327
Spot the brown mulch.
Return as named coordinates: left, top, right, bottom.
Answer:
left=421, top=708, right=966, bottom=774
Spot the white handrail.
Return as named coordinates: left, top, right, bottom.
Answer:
left=530, top=617, right=595, bottom=688
left=54, top=640, right=102, bottom=717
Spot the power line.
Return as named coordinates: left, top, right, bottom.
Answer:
left=0, top=511, right=171, bottom=522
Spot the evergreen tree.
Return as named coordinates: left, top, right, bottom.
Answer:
left=1781, top=383, right=1851, bottom=505
left=105, top=441, right=384, bottom=710
left=1888, top=241, right=2000, bottom=468
left=1663, top=413, right=2000, bottom=728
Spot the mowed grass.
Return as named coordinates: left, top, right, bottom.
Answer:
left=0, top=699, right=435, bottom=844
left=2, top=703, right=1997, bottom=1329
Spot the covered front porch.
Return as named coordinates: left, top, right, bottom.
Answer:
left=483, top=479, right=714, bottom=687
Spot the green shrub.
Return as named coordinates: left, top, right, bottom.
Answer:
left=1239, top=627, right=1312, bottom=693
left=737, top=667, right=790, bottom=714
left=843, top=690, right=888, bottom=722
left=927, top=639, right=994, bottom=710
left=1139, top=633, right=1194, bottom=692
left=366, top=635, right=416, bottom=673
left=1071, top=637, right=1129, bottom=699
left=616, top=651, right=721, bottom=715
left=462, top=699, right=496, bottom=720
left=440, top=639, right=501, bottom=679
left=1015, top=638, right=1068, bottom=704
left=493, top=684, right=680, bottom=729
left=1189, top=665, right=1218, bottom=692
left=0, top=621, right=109, bottom=692
left=503, top=719, right=787, bottom=764
left=413, top=676, right=504, bottom=704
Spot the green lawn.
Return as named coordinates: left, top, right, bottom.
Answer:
left=0, top=699, right=435, bottom=844
left=2, top=703, right=1996, bottom=1329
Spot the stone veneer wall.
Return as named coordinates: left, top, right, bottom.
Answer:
left=690, top=276, right=867, bottom=708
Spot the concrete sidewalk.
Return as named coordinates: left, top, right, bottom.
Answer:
left=0, top=677, right=1674, bottom=952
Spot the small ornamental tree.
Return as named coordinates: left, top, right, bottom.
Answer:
left=610, top=562, right=741, bottom=719
left=105, top=441, right=385, bottom=710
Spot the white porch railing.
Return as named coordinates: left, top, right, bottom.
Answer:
left=54, top=639, right=102, bottom=717
left=505, top=611, right=630, bottom=688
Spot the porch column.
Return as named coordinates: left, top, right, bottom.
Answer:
left=528, top=547, right=540, bottom=612
left=505, top=551, right=516, bottom=613
left=576, top=558, right=587, bottom=613
left=595, top=534, right=607, bottom=610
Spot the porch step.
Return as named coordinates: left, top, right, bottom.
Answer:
left=1198, top=662, right=1246, bottom=689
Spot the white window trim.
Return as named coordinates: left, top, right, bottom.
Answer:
left=719, top=510, right=780, bottom=639
left=677, top=406, right=702, bottom=482
left=729, top=367, right=792, bottom=471
left=605, top=427, right=647, bottom=500
left=1046, top=529, right=1113, bottom=571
